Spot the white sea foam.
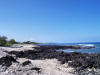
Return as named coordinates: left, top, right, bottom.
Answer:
left=78, top=44, right=94, bottom=47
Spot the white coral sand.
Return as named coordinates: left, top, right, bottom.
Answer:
left=1, top=58, right=75, bottom=75
left=0, top=44, right=75, bottom=75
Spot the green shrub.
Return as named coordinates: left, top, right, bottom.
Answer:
left=0, top=36, right=7, bottom=46
left=6, top=39, right=18, bottom=46
left=23, top=41, right=37, bottom=44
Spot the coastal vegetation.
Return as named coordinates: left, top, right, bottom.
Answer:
left=22, top=41, right=37, bottom=44
left=0, top=36, right=7, bottom=46
left=6, top=39, right=18, bottom=46
left=0, top=35, right=38, bottom=47
left=0, top=35, right=18, bottom=46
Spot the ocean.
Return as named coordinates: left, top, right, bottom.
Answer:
left=39, top=43, right=100, bottom=54
left=62, top=43, right=100, bottom=54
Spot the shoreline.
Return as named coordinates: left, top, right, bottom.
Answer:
left=36, top=44, right=95, bottom=50
left=0, top=44, right=100, bottom=75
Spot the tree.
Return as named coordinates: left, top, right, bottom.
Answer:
left=23, top=41, right=31, bottom=44
left=0, top=36, right=7, bottom=46
left=23, top=41, right=37, bottom=44
left=7, top=39, right=18, bottom=46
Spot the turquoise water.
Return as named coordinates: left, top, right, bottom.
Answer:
left=39, top=43, right=100, bottom=54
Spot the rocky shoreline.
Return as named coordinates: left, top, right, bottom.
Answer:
left=0, top=44, right=100, bottom=75
left=36, top=44, right=95, bottom=49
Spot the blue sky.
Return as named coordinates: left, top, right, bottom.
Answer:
left=0, top=0, right=100, bottom=43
